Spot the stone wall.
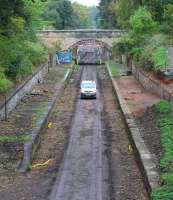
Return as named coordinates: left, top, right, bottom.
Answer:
left=0, top=63, right=49, bottom=121
left=132, top=65, right=172, bottom=103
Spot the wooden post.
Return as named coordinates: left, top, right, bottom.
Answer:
left=4, top=93, right=7, bottom=121
left=48, top=60, right=50, bottom=73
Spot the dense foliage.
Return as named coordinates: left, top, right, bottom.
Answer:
left=112, top=0, right=173, bottom=71
left=43, top=0, right=77, bottom=29
left=115, top=0, right=173, bottom=31
left=97, top=0, right=117, bottom=28
left=0, top=0, right=47, bottom=92
left=43, top=0, right=97, bottom=29
left=0, top=0, right=98, bottom=92
left=97, top=0, right=173, bottom=71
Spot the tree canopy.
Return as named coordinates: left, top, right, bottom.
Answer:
left=43, top=0, right=96, bottom=29
left=97, top=0, right=117, bottom=28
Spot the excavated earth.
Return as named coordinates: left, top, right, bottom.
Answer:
left=0, top=65, right=149, bottom=200
left=135, top=107, right=163, bottom=172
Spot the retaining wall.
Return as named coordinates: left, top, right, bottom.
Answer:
left=0, top=63, right=50, bottom=121
left=132, top=65, right=172, bottom=103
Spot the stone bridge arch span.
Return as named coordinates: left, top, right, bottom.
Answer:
left=38, top=29, right=124, bottom=50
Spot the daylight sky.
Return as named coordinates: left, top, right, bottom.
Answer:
left=70, top=0, right=100, bottom=7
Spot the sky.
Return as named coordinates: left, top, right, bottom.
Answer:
left=70, top=0, right=100, bottom=7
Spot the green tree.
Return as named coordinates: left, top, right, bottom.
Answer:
left=72, top=3, right=92, bottom=28
left=129, top=7, right=157, bottom=36
left=0, top=0, right=47, bottom=90
left=98, top=0, right=117, bottom=28
left=43, top=0, right=78, bottom=29
left=115, top=0, right=140, bottom=28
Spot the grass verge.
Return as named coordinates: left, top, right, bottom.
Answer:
left=106, top=60, right=119, bottom=77
left=0, top=135, right=31, bottom=143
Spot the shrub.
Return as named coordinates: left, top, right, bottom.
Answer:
left=26, top=41, right=46, bottom=66
left=8, top=55, right=32, bottom=81
left=153, top=47, right=168, bottom=71
left=162, top=173, right=173, bottom=186
left=152, top=100, right=173, bottom=199
left=152, top=185, right=173, bottom=200
left=113, top=34, right=135, bottom=55
left=155, top=100, right=171, bottom=114
left=134, top=34, right=168, bottom=69
left=0, top=71, right=12, bottom=93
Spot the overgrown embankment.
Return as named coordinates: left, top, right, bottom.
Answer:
left=152, top=100, right=173, bottom=199
left=136, top=99, right=173, bottom=199
left=0, top=1, right=48, bottom=94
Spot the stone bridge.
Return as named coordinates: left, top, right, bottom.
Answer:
left=38, top=29, right=124, bottom=50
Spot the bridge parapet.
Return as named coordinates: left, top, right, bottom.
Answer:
left=39, top=29, right=124, bottom=38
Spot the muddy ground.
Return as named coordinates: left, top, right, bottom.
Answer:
left=0, top=65, right=149, bottom=200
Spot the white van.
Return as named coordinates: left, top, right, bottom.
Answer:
left=80, top=81, right=97, bottom=99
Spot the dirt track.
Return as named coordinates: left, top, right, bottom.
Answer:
left=0, top=65, right=148, bottom=200
left=50, top=65, right=108, bottom=200
left=50, top=65, right=148, bottom=200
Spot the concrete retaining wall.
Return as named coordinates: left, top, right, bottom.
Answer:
left=0, top=63, right=50, bottom=121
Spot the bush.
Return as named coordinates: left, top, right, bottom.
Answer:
left=160, top=124, right=173, bottom=170
left=0, top=71, right=12, bottom=93
left=155, top=100, right=172, bottom=114
left=7, top=55, right=32, bottom=81
left=134, top=34, right=168, bottom=70
left=113, top=34, right=135, bottom=55
left=26, top=41, right=46, bottom=66
left=153, top=47, right=168, bottom=71
left=152, top=185, right=173, bottom=200
left=152, top=100, right=173, bottom=200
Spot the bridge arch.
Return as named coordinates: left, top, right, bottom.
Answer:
left=38, top=29, right=124, bottom=50
left=69, top=39, right=111, bottom=49
left=61, top=37, right=114, bottom=51
left=68, top=39, right=111, bottom=57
